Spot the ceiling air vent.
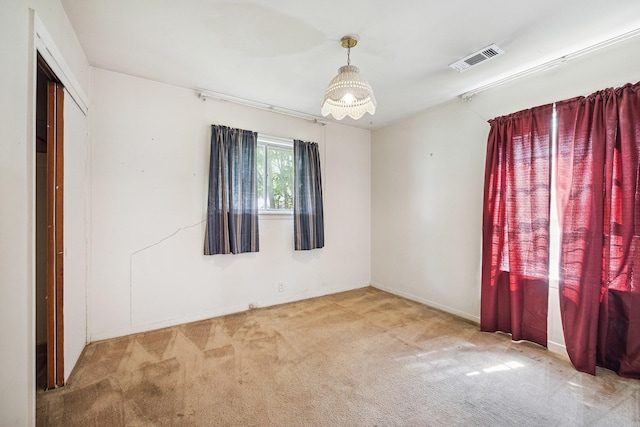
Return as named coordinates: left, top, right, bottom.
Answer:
left=449, top=44, right=505, bottom=72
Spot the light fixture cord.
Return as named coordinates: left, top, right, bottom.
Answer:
left=347, top=45, right=351, bottom=65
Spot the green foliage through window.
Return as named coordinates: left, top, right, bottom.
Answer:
left=257, top=137, right=293, bottom=211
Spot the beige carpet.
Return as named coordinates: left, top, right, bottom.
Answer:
left=37, top=287, right=640, bottom=426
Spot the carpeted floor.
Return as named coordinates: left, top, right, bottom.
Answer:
left=37, top=287, right=640, bottom=426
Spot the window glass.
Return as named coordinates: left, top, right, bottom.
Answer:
left=257, top=136, right=293, bottom=212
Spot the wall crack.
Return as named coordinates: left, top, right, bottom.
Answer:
left=128, top=219, right=206, bottom=325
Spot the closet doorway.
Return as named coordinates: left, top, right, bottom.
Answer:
left=36, top=54, right=65, bottom=390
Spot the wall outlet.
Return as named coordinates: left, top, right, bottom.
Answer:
left=278, top=283, right=285, bottom=292
left=248, top=303, right=258, bottom=310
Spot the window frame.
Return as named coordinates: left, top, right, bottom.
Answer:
left=548, top=105, right=560, bottom=285
left=257, top=134, right=294, bottom=217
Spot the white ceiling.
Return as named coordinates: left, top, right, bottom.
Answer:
left=61, top=0, right=640, bottom=129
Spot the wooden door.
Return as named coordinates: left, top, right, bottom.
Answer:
left=46, top=82, right=65, bottom=389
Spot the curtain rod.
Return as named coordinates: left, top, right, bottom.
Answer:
left=461, top=27, right=640, bottom=101
left=198, top=90, right=327, bottom=126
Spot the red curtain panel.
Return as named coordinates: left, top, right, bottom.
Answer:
left=481, top=104, right=553, bottom=347
left=556, top=82, right=640, bottom=377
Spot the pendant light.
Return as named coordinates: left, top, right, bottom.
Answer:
left=321, top=35, right=377, bottom=120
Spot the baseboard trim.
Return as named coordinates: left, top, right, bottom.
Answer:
left=547, top=340, right=568, bottom=359
left=371, top=283, right=571, bottom=359
left=371, top=281, right=480, bottom=324
left=89, top=283, right=370, bottom=342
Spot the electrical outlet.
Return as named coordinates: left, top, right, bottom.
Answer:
left=278, top=283, right=285, bottom=292
left=249, top=303, right=258, bottom=310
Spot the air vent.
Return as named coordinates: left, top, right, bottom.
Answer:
left=449, top=44, right=505, bottom=72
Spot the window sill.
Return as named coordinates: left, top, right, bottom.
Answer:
left=259, top=210, right=293, bottom=220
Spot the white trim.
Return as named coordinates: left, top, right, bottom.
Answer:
left=547, top=340, right=568, bottom=359
left=372, top=282, right=570, bottom=358
left=90, top=283, right=369, bottom=342
left=34, top=14, right=89, bottom=116
left=371, top=281, right=481, bottom=323
left=259, top=134, right=293, bottom=147
left=259, top=211, right=293, bottom=220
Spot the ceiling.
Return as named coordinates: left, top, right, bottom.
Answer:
left=60, top=0, right=640, bottom=129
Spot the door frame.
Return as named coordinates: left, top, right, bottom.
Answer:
left=33, top=11, right=90, bottom=392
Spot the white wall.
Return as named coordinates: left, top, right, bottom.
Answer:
left=371, top=101, right=486, bottom=320
left=88, top=69, right=371, bottom=340
left=0, top=2, right=33, bottom=425
left=0, top=0, right=89, bottom=424
left=371, top=35, right=640, bottom=355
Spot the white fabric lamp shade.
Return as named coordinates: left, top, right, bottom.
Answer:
left=321, top=65, right=377, bottom=120
left=321, top=36, right=377, bottom=120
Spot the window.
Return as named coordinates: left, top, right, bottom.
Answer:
left=257, top=135, right=294, bottom=212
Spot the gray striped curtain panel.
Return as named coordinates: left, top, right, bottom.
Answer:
left=204, top=125, right=259, bottom=255
left=293, top=140, right=324, bottom=250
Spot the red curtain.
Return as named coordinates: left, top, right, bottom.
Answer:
left=556, top=82, right=640, bottom=377
left=481, top=105, right=553, bottom=347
